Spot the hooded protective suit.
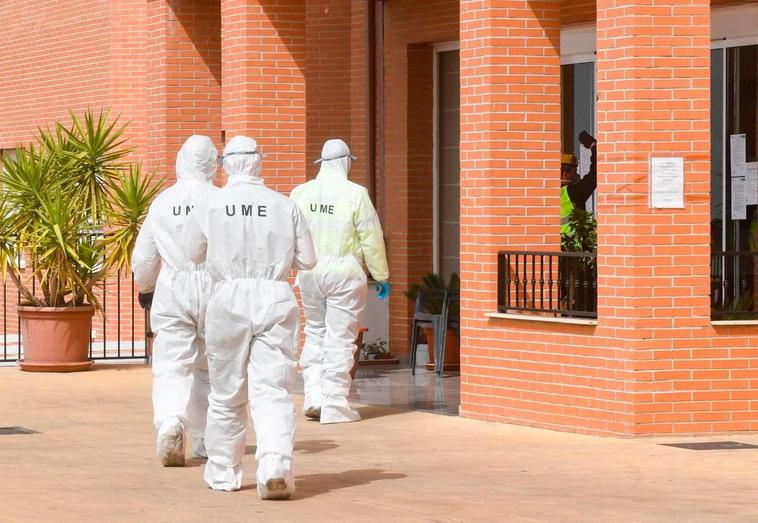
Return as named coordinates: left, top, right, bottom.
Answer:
left=131, top=135, right=219, bottom=466
left=290, top=139, right=389, bottom=424
left=182, top=136, right=317, bottom=499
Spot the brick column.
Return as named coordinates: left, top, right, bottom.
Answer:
left=221, top=0, right=306, bottom=192
left=147, top=0, right=222, bottom=180
left=459, top=0, right=561, bottom=393
left=595, top=0, right=712, bottom=433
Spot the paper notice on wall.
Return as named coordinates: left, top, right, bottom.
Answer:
left=579, top=146, right=592, bottom=177
left=746, top=162, right=758, bottom=206
left=730, top=134, right=748, bottom=219
left=650, top=157, right=684, bottom=208
left=731, top=133, right=747, bottom=174
left=731, top=172, right=747, bottom=220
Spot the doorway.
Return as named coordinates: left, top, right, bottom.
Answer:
left=433, top=44, right=460, bottom=282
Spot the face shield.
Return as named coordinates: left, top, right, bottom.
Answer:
left=222, top=135, right=265, bottom=179
left=175, top=135, right=218, bottom=182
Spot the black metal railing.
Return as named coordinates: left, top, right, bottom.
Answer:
left=1, top=270, right=148, bottom=363
left=498, top=251, right=597, bottom=319
left=711, top=251, right=758, bottom=320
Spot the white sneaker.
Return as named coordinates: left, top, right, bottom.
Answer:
left=157, top=417, right=185, bottom=467
left=190, top=437, right=207, bottom=459
left=257, top=454, right=294, bottom=500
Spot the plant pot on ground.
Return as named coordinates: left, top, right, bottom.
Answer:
left=421, top=326, right=460, bottom=372
left=0, top=110, right=160, bottom=372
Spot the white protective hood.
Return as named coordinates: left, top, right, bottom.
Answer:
left=315, top=139, right=355, bottom=180
left=176, top=135, right=218, bottom=183
left=223, top=135, right=263, bottom=182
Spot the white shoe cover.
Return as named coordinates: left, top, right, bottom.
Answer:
left=203, top=460, right=243, bottom=491
left=191, top=437, right=207, bottom=459
left=157, top=416, right=185, bottom=467
left=257, top=454, right=294, bottom=500
left=320, top=398, right=361, bottom=424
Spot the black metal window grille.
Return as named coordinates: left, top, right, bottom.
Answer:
left=497, top=251, right=597, bottom=319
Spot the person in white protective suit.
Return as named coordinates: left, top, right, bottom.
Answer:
left=131, top=135, right=219, bottom=467
left=182, top=135, right=317, bottom=500
left=290, top=139, right=390, bottom=424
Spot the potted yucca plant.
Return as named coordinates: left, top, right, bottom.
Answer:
left=0, top=109, right=161, bottom=371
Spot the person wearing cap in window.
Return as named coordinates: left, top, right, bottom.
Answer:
left=561, top=130, right=597, bottom=234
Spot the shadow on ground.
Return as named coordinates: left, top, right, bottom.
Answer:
left=88, top=363, right=149, bottom=372
left=294, top=469, right=407, bottom=500
left=245, top=439, right=339, bottom=456
left=356, top=404, right=409, bottom=421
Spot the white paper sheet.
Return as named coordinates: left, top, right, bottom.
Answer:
left=731, top=133, right=747, bottom=174
left=732, top=174, right=747, bottom=220
left=650, top=157, right=684, bottom=209
left=746, top=162, right=758, bottom=206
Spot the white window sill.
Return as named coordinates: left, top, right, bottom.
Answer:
left=486, top=312, right=597, bottom=326
left=711, top=320, right=758, bottom=326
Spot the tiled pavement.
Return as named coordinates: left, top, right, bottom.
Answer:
left=1, top=364, right=758, bottom=522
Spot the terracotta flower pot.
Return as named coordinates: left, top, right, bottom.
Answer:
left=17, top=305, right=95, bottom=372
left=422, top=326, right=460, bottom=371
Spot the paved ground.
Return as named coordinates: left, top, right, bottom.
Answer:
left=1, top=364, right=758, bottom=522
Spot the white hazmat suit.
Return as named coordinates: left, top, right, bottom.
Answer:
left=290, top=139, right=390, bottom=424
left=182, top=136, right=317, bottom=500
left=131, top=135, right=219, bottom=466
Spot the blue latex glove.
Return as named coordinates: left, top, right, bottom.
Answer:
left=375, top=281, right=391, bottom=300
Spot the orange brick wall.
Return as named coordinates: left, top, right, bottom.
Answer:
left=458, top=0, right=629, bottom=433
left=0, top=0, right=110, bottom=147
left=221, top=0, right=307, bottom=194
left=561, top=0, right=757, bottom=28
left=594, top=0, right=758, bottom=436
left=148, top=0, right=222, bottom=180
left=0, top=0, right=222, bottom=357
left=305, top=0, right=369, bottom=187
left=4, top=0, right=758, bottom=435
left=382, top=0, right=459, bottom=355
left=459, top=0, right=758, bottom=436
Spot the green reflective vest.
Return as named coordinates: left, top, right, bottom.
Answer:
left=560, top=186, right=574, bottom=235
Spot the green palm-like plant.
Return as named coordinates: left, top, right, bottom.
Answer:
left=0, top=109, right=162, bottom=310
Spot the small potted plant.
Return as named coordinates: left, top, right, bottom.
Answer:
left=361, top=338, right=392, bottom=360
left=404, top=272, right=460, bottom=371
left=0, top=109, right=161, bottom=371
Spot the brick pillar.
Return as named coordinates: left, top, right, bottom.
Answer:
left=596, top=0, right=712, bottom=433
left=306, top=0, right=353, bottom=180
left=147, top=0, right=222, bottom=180
left=459, top=0, right=561, bottom=380
left=221, top=0, right=306, bottom=192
